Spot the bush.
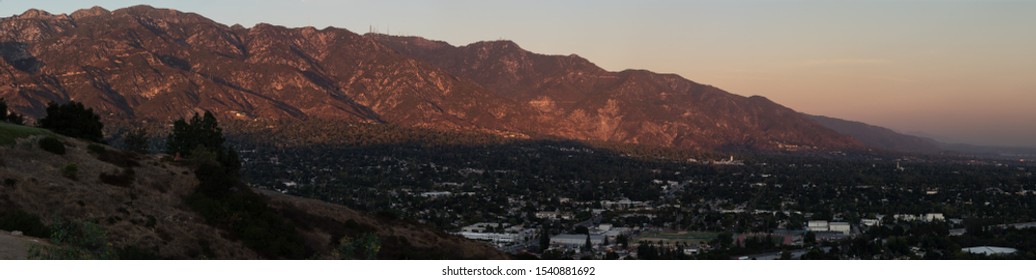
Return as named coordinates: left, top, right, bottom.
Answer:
left=87, top=143, right=106, bottom=154
left=28, top=220, right=115, bottom=260
left=333, top=233, right=381, bottom=260
left=96, top=149, right=140, bottom=168
left=0, top=209, right=50, bottom=238
left=62, top=163, right=78, bottom=180
left=99, top=168, right=135, bottom=187
left=39, top=136, right=66, bottom=155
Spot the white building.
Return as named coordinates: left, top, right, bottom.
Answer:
left=420, top=191, right=452, bottom=198
left=807, top=220, right=829, bottom=232
left=924, top=213, right=945, bottom=222
left=601, top=198, right=649, bottom=210
left=894, top=213, right=945, bottom=222
left=962, top=246, right=1017, bottom=256
left=551, top=234, right=607, bottom=247
left=828, top=222, right=851, bottom=235
left=456, top=223, right=534, bottom=246
left=861, top=218, right=881, bottom=227
left=535, top=211, right=573, bottom=220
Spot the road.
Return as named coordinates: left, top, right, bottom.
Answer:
left=0, top=230, right=48, bottom=259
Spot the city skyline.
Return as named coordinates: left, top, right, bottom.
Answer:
left=3, top=0, right=1033, bottom=147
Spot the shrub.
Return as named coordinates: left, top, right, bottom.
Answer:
left=39, top=136, right=66, bottom=155
left=0, top=209, right=50, bottom=238
left=87, top=143, right=106, bottom=154
left=62, top=163, right=78, bottom=180
left=96, top=149, right=140, bottom=168
left=99, top=168, right=135, bottom=187
left=333, top=233, right=382, bottom=260
left=28, top=220, right=115, bottom=260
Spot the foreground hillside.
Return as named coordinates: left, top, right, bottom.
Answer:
left=0, top=123, right=506, bottom=259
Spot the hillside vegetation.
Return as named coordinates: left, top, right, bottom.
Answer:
left=0, top=122, right=506, bottom=259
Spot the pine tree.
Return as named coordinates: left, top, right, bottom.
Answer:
left=124, top=127, right=150, bottom=154
left=538, top=225, right=551, bottom=253
left=583, top=234, right=593, bottom=253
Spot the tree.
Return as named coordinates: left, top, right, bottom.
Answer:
left=574, top=225, right=589, bottom=234
left=583, top=234, right=593, bottom=253
left=538, top=225, right=551, bottom=253
left=123, top=127, right=149, bottom=154
left=716, top=232, right=734, bottom=248
left=616, top=234, right=629, bottom=248
left=165, top=111, right=225, bottom=157
left=0, top=98, right=24, bottom=125
left=38, top=101, right=104, bottom=142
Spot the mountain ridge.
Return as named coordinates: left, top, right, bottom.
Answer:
left=1, top=5, right=861, bottom=151
left=805, top=114, right=943, bottom=154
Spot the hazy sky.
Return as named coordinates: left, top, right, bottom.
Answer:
left=3, top=0, right=1034, bottom=147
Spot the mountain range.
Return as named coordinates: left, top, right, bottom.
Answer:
left=0, top=5, right=948, bottom=153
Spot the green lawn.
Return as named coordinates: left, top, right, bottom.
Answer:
left=0, top=122, right=52, bottom=146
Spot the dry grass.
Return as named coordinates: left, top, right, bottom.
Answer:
left=0, top=134, right=257, bottom=259
left=264, top=191, right=509, bottom=259
left=1, top=132, right=507, bottom=259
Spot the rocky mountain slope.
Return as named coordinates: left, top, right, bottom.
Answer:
left=0, top=5, right=861, bottom=151
left=0, top=122, right=506, bottom=259
left=374, top=35, right=860, bottom=150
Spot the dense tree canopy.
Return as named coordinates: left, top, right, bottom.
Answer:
left=38, top=101, right=104, bottom=142
left=166, top=111, right=225, bottom=157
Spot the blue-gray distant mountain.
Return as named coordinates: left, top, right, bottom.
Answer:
left=805, top=114, right=942, bottom=154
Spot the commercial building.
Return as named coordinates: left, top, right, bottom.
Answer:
left=962, top=246, right=1018, bottom=256
left=807, top=220, right=829, bottom=232
left=828, top=222, right=851, bottom=235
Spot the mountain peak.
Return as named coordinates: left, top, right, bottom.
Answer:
left=470, top=40, right=520, bottom=49
left=16, top=8, right=62, bottom=19
left=70, top=6, right=111, bottom=20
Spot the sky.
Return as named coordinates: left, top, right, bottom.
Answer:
left=2, top=0, right=1034, bottom=147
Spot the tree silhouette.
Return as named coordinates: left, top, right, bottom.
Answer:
left=583, top=234, right=593, bottom=253
left=165, top=111, right=225, bottom=157
left=539, top=225, right=551, bottom=253
left=0, top=98, right=25, bottom=125
left=38, top=101, right=104, bottom=142
left=123, top=127, right=150, bottom=154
